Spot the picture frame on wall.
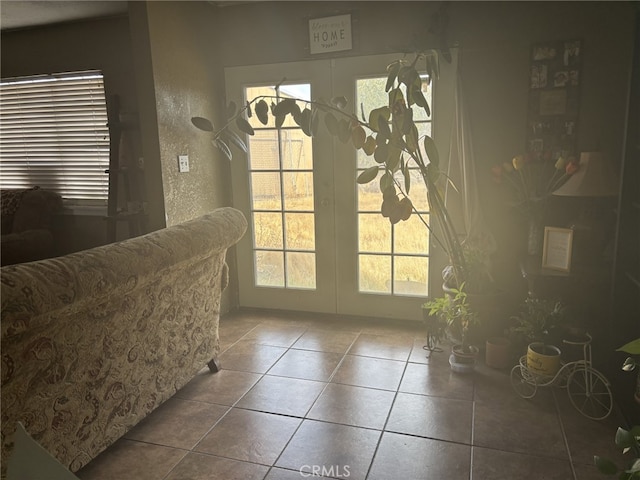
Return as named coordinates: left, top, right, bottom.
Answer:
left=526, top=39, right=582, bottom=159
left=541, top=226, right=573, bottom=272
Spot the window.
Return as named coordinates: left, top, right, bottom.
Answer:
left=0, top=70, right=109, bottom=205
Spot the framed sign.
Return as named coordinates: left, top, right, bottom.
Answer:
left=542, top=227, right=573, bottom=272
left=309, top=14, right=352, bottom=55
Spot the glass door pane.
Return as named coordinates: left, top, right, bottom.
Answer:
left=244, top=84, right=317, bottom=290
left=354, top=75, right=433, bottom=297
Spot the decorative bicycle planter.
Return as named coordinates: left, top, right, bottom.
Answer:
left=510, top=333, right=613, bottom=420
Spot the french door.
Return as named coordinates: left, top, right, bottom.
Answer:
left=225, top=54, right=455, bottom=320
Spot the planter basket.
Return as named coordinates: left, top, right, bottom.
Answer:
left=485, top=337, right=511, bottom=369
left=527, top=342, right=561, bottom=377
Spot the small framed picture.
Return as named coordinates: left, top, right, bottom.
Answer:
left=542, top=226, right=573, bottom=272
left=539, top=89, right=567, bottom=115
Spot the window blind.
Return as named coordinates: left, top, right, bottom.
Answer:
left=0, top=71, right=110, bottom=205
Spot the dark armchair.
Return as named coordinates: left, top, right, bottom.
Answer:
left=1, top=187, right=63, bottom=266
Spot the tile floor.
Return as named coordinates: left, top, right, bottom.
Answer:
left=77, top=309, right=628, bottom=480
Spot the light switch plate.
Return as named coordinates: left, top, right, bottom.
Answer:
left=178, top=155, right=190, bottom=173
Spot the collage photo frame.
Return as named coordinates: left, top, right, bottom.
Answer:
left=527, top=39, right=582, bottom=159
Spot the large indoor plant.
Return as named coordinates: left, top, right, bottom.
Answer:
left=191, top=51, right=472, bottom=293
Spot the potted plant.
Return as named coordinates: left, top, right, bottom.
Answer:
left=619, top=338, right=640, bottom=404
left=443, top=239, right=508, bottom=346
left=594, top=425, right=640, bottom=479
left=509, top=296, right=565, bottom=376
left=421, top=301, right=447, bottom=353
left=422, top=282, right=480, bottom=372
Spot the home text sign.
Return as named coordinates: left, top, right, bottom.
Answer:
left=309, top=14, right=352, bottom=55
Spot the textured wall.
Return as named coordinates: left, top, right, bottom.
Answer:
left=142, top=1, right=232, bottom=228
left=134, top=1, right=237, bottom=311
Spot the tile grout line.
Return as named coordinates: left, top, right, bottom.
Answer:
left=363, top=356, right=412, bottom=480
left=552, top=388, right=578, bottom=480
left=264, top=328, right=364, bottom=478
left=469, top=372, right=477, bottom=480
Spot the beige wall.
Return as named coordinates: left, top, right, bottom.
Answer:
left=0, top=15, right=138, bottom=114
left=133, top=1, right=232, bottom=228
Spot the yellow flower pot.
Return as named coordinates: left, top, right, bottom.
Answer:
left=526, top=342, right=561, bottom=377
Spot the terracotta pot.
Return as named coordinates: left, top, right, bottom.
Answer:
left=485, top=337, right=512, bottom=369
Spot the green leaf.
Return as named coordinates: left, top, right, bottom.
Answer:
left=595, top=456, right=618, bottom=475
left=385, top=61, right=401, bottom=92
left=388, top=88, right=405, bottom=110
left=403, top=160, right=411, bottom=194
left=374, top=144, right=389, bottom=164
left=379, top=172, right=394, bottom=192
left=377, top=116, right=390, bottom=139
left=255, top=100, right=269, bottom=125
left=412, top=87, right=428, bottom=110
left=622, top=357, right=638, bottom=371
left=325, top=112, right=339, bottom=136
left=235, top=117, right=255, bottom=135
left=290, top=102, right=302, bottom=119
left=246, top=101, right=252, bottom=118
left=618, top=339, right=640, bottom=355
left=351, top=125, right=366, bottom=149
left=337, top=118, right=351, bottom=143
left=628, top=458, right=640, bottom=474
left=424, top=134, right=439, bottom=168
left=362, top=136, right=376, bottom=155
left=311, top=107, right=320, bottom=136
left=227, top=101, right=237, bottom=119
left=398, top=65, right=419, bottom=87
left=386, top=145, right=401, bottom=172
left=314, top=97, right=331, bottom=112
left=275, top=114, right=286, bottom=129
left=615, top=428, right=636, bottom=449
left=357, top=166, right=379, bottom=184
left=405, top=124, right=419, bottom=153
left=191, top=116, right=214, bottom=132
left=295, top=108, right=312, bottom=136
left=400, top=107, right=414, bottom=135
left=331, top=96, right=348, bottom=109
left=369, top=106, right=390, bottom=132
left=427, top=53, right=440, bottom=81
left=422, top=98, right=431, bottom=118
left=221, top=129, right=247, bottom=153
left=213, top=139, right=232, bottom=161
left=272, top=98, right=297, bottom=117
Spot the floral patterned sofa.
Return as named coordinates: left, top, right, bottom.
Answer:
left=0, top=207, right=247, bottom=474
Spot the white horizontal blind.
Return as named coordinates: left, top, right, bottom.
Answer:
left=0, top=71, right=110, bottom=205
